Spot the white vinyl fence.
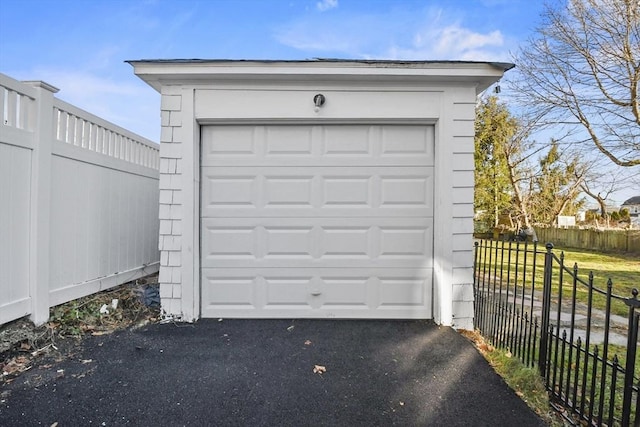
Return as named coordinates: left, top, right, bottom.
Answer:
left=0, top=73, right=160, bottom=325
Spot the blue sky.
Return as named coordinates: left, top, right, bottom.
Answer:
left=1, top=0, right=634, bottom=204
left=0, top=0, right=544, bottom=141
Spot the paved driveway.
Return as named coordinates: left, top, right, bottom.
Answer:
left=0, top=320, right=546, bottom=426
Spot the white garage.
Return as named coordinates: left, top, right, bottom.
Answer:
left=130, top=59, right=512, bottom=329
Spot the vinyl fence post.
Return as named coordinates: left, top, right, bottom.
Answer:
left=538, top=243, right=554, bottom=379
left=24, top=80, right=58, bottom=326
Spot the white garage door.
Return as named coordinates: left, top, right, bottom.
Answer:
left=200, top=124, right=434, bottom=318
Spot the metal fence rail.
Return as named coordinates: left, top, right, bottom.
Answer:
left=473, top=239, right=639, bottom=426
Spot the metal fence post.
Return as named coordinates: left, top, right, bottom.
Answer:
left=538, top=243, right=554, bottom=378
left=621, top=288, right=639, bottom=427
left=473, top=241, right=480, bottom=329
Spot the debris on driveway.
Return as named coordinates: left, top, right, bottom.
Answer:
left=1, top=274, right=160, bottom=385
left=313, top=364, right=327, bottom=374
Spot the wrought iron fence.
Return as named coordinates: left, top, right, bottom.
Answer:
left=473, top=239, right=639, bottom=426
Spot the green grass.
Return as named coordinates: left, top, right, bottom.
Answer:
left=475, top=241, right=640, bottom=316
left=544, top=340, right=639, bottom=424
left=474, top=242, right=640, bottom=424
left=554, top=248, right=640, bottom=297
left=462, top=330, right=564, bottom=426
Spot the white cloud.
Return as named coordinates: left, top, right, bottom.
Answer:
left=275, top=6, right=511, bottom=62
left=437, top=26, right=504, bottom=54
left=317, top=0, right=338, bottom=12
left=389, top=24, right=506, bottom=61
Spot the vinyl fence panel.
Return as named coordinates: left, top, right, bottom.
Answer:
left=0, top=73, right=160, bottom=325
left=0, top=143, right=32, bottom=322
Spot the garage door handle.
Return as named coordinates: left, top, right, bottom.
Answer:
left=311, top=291, right=322, bottom=296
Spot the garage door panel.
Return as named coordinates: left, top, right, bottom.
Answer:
left=265, top=126, right=314, bottom=155
left=202, top=275, right=257, bottom=309
left=201, top=268, right=432, bottom=318
left=201, top=123, right=434, bottom=320
left=264, top=176, right=314, bottom=207
left=204, top=226, right=258, bottom=260
left=201, top=124, right=434, bottom=167
left=322, top=126, right=371, bottom=156
left=380, top=176, right=431, bottom=207
left=380, top=125, right=434, bottom=158
left=201, top=218, right=433, bottom=268
left=201, top=166, right=433, bottom=217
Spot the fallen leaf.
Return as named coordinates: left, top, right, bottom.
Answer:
left=20, top=342, right=31, bottom=351
left=51, top=423, right=58, bottom=427
left=399, top=401, right=405, bottom=406
left=287, top=325, right=295, bottom=332
left=313, top=365, right=326, bottom=374
left=2, top=356, right=31, bottom=375
left=304, top=340, right=312, bottom=345
left=81, top=359, right=93, bottom=364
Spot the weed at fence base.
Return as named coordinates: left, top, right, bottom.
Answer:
left=461, top=329, right=563, bottom=426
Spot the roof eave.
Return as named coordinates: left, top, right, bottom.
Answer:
left=127, top=59, right=513, bottom=94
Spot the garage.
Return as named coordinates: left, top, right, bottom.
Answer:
left=129, top=59, right=512, bottom=329
left=200, top=124, right=434, bottom=318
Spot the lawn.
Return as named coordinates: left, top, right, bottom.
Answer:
left=473, top=240, right=640, bottom=424
left=475, top=240, right=640, bottom=316
left=553, top=247, right=640, bottom=298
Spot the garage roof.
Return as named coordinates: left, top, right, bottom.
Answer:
left=127, top=58, right=515, bottom=94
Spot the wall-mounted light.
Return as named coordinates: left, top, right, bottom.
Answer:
left=313, top=94, right=326, bottom=112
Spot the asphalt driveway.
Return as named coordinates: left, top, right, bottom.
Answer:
left=0, top=319, right=547, bottom=426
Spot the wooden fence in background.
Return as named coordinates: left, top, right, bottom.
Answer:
left=535, top=227, right=640, bottom=254
left=1, top=73, right=160, bottom=325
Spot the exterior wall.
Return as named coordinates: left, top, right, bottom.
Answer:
left=0, top=73, right=160, bottom=326
left=157, top=87, right=188, bottom=319
left=622, top=203, right=640, bottom=216
left=449, top=89, right=477, bottom=330
left=154, top=81, right=478, bottom=328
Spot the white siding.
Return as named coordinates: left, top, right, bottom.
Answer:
left=450, top=98, right=477, bottom=330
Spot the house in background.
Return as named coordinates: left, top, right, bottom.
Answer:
left=622, top=196, right=640, bottom=226
left=129, top=59, right=512, bottom=330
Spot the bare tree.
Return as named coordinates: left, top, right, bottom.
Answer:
left=512, top=0, right=640, bottom=167
left=578, top=168, right=624, bottom=218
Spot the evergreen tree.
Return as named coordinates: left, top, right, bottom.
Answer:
left=474, top=96, right=518, bottom=232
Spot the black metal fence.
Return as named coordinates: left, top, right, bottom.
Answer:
left=473, top=239, right=639, bottom=426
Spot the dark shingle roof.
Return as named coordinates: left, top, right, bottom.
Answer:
left=622, top=196, right=640, bottom=205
